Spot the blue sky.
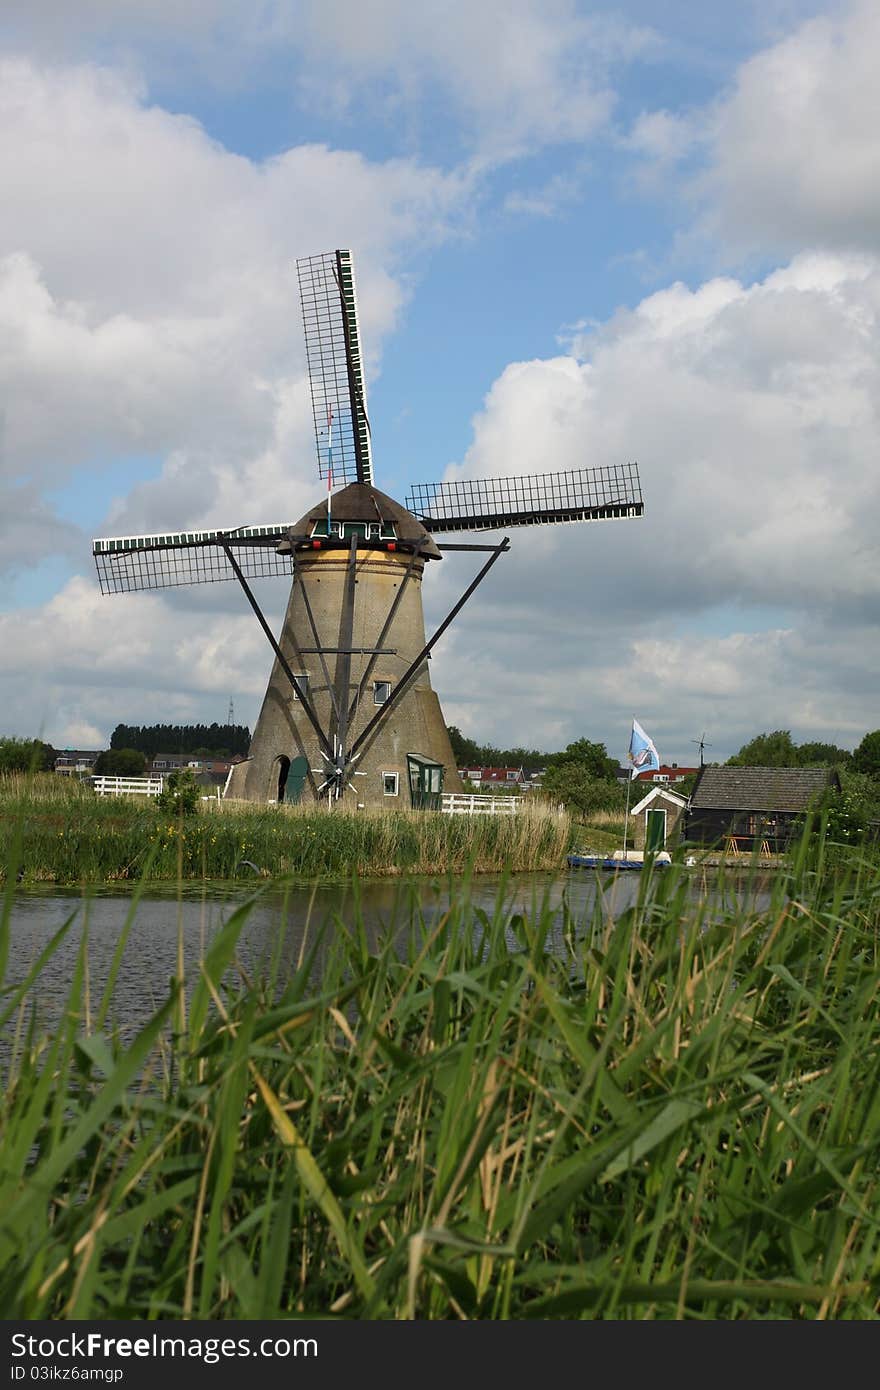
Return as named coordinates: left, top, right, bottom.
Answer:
left=1, top=0, right=878, bottom=762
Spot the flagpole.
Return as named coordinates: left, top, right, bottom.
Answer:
left=326, top=405, right=334, bottom=533
left=622, top=747, right=633, bottom=858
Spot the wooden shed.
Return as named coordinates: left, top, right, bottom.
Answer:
left=685, top=766, right=840, bottom=852
left=630, top=787, right=688, bottom=851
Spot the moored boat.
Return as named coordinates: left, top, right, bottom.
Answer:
left=567, top=849, right=671, bottom=871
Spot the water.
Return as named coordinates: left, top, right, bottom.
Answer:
left=2, top=869, right=772, bottom=1037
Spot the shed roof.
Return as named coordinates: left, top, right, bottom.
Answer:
left=689, top=766, right=839, bottom=812
left=631, top=787, right=688, bottom=815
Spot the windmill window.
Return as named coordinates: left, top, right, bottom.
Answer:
left=382, top=773, right=399, bottom=796
left=291, top=673, right=309, bottom=701
left=373, top=680, right=392, bottom=705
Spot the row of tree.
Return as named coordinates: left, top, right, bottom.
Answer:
left=109, top=724, right=251, bottom=757
left=445, top=726, right=551, bottom=770
left=726, top=729, right=880, bottom=777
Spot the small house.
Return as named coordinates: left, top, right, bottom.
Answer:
left=630, top=787, right=688, bottom=851
left=685, top=766, right=841, bottom=852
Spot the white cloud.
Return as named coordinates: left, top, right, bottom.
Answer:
left=423, top=250, right=880, bottom=755
left=702, top=0, right=880, bottom=258
left=0, top=57, right=470, bottom=566
left=0, top=574, right=282, bottom=746
left=290, top=0, right=652, bottom=160
left=3, top=1, right=656, bottom=163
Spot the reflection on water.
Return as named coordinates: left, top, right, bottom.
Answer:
left=2, top=869, right=773, bottom=1036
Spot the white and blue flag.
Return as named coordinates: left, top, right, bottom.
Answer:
left=628, top=719, right=660, bottom=779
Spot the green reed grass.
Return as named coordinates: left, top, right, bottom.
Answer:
left=1, top=829, right=879, bottom=1318
left=0, top=776, right=570, bottom=883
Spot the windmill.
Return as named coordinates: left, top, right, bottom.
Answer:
left=93, top=249, right=644, bottom=808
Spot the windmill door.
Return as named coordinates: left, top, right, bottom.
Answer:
left=407, top=754, right=444, bottom=810
left=645, top=808, right=666, bottom=852
left=277, top=755, right=308, bottom=804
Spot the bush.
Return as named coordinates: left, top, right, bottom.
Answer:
left=155, top=770, right=200, bottom=817
left=93, top=748, right=147, bottom=776
left=0, top=737, right=55, bottom=772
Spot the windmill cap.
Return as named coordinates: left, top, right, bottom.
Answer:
left=292, top=483, right=442, bottom=559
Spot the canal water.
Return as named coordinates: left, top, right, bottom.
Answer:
left=2, top=869, right=773, bottom=1036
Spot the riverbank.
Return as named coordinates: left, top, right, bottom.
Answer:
left=0, top=775, right=571, bottom=883
left=2, top=843, right=878, bottom=1318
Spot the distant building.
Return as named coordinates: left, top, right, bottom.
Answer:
left=457, top=766, right=527, bottom=790
left=149, top=753, right=244, bottom=788
left=480, top=767, right=526, bottom=786
left=686, top=766, right=840, bottom=852
left=55, top=750, right=101, bottom=777
left=635, top=762, right=699, bottom=783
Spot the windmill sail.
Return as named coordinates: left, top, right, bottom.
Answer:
left=92, top=525, right=297, bottom=594
left=297, top=249, right=373, bottom=487
left=406, top=462, right=643, bottom=533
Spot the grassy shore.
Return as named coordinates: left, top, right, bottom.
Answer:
left=1, top=832, right=878, bottom=1318
left=0, top=774, right=571, bottom=884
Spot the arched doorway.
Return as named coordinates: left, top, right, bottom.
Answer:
left=275, top=754, right=308, bottom=804
left=276, top=755, right=291, bottom=803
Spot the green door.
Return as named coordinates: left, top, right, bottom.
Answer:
left=645, top=808, right=666, bottom=852
left=285, top=756, right=308, bottom=805
left=277, top=754, right=308, bottom=804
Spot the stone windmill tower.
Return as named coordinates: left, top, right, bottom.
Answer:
left=93, top=250, right=644, bottom=808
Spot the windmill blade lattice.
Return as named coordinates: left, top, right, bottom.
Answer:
left=297, top=250, right=373, bottom=488
left=92, top=526, right=296, bottom=594
left=407, top=462, right=643, bottom=533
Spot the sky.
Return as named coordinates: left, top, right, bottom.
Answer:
left=1, top=0, right=878, bottom=764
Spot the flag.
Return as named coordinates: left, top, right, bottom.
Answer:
left=628, top=719, right=660, bottom=779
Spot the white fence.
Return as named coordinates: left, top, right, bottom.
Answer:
left=92, top=775, right=164, bottom=797
left=441, top=793, right=522, bottom=816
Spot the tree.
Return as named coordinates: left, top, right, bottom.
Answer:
left=446, top=726, right=484, bottom=766
left=0, top=738, right=56, bottom=772
left=93, top=748, right=147, bottom=777
left=729, top=731, right=854, bottom=768
left=541, top=762, right=623, bottom=816
left=109, top=723, right=250, bottom=757
left=798, top=741, right=852, bottom=767
left=727, top=731, right=799, bottom=767
left=546, top=739, right=619, bottom=782
left=540, top=738, right=621, bottom=816
left=446, top=726, right=551, bottom=770
left=852, top=730, right=880, bottom=781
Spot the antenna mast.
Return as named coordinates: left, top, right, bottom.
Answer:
left=691, top=732, right=712, bottom=768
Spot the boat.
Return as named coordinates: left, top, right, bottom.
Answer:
left=567, top=849, right=671, bottom=871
